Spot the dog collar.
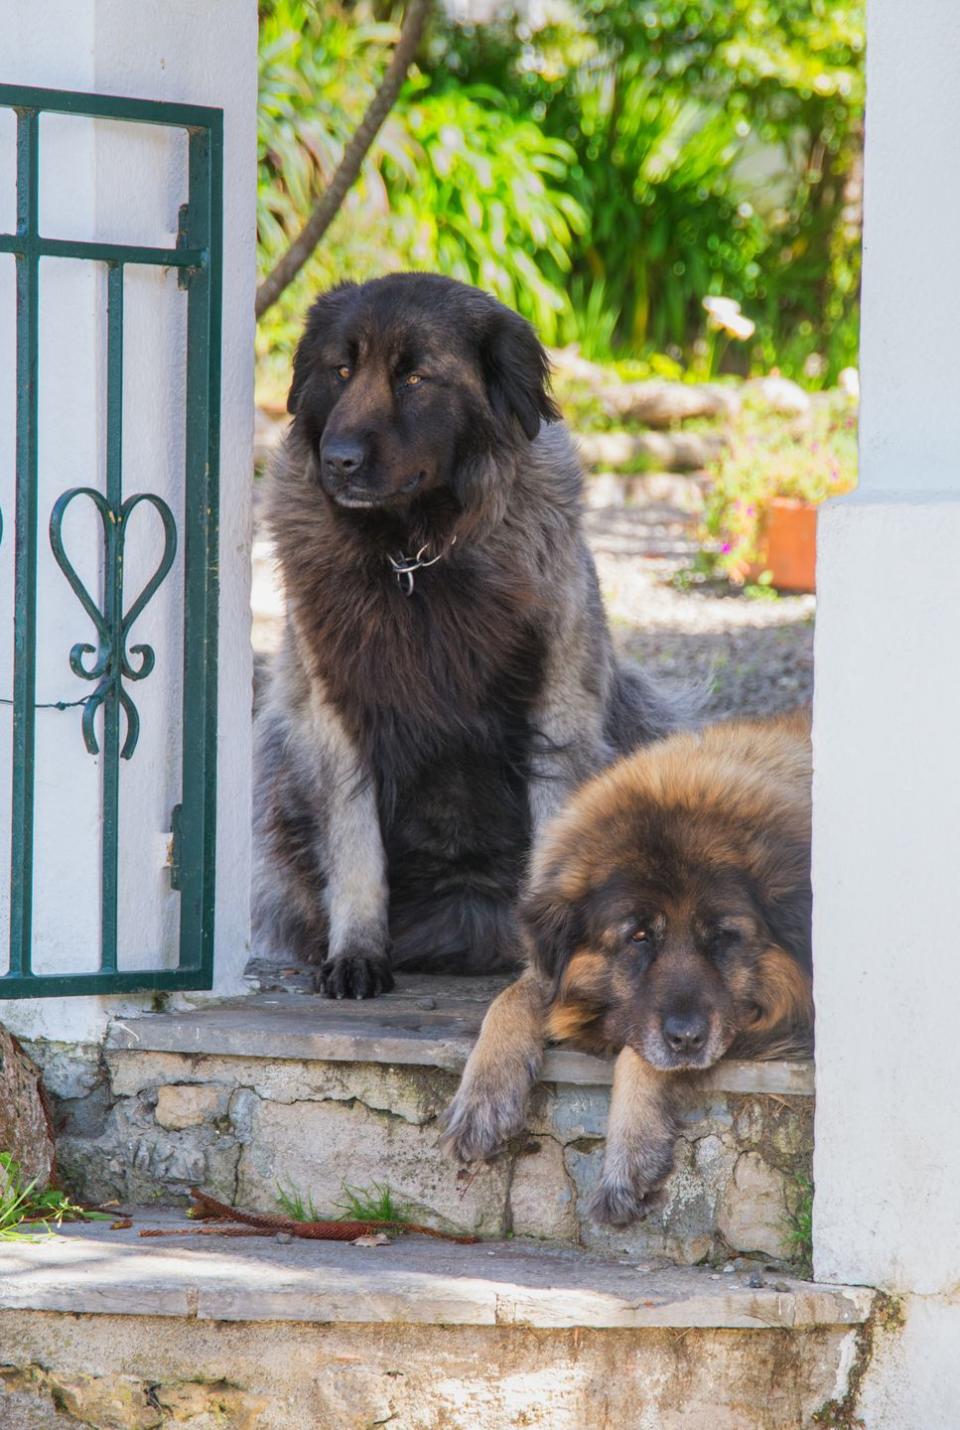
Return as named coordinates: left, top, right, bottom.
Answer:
left=387, top=537, right=456, bottom=596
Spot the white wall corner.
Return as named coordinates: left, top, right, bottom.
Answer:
left=813, top=491, right=960, bottom=1298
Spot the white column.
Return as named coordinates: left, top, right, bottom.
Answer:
left=0, top=0, right=256, bottom=1042
left=813, top=0, right=960, bottom=1420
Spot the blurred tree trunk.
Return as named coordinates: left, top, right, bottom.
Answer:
left=255, top=0, right=432, bottom=321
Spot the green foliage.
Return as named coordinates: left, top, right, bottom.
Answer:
left=335, top=1182, right=406, bottom=1224
left=698, top=391, right=858, bottom=580
left=276, top=1180, right=407, bottom=1224
left=276, top=1183, right=323, bottom=1222
left=256, top=0, right=864, bottom=385
left=785, top=1172, right=814, bottom=1278
left=257, top=1, right=585, bottom=382
left=256, top=1, right=407, bottom=385
left=383, top=85, right=586, bottom=341
left=0, top=1152, right=110, bottom=1241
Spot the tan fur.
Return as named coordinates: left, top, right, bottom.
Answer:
left=444, top=712, right=814, bottom=1225
left=752, top=945, right=815, bottom=1035
left=440, top=972, right=547, bottom=1162
left=729, top=945, right=815, bottom=1060
left=545, top=1002, right=600, bottom=1045
left=531, top=710, right=812, bottom=906
left=590, top=1047, right=679, bottom=1226
left=543, top=951, right=610, bottom=1045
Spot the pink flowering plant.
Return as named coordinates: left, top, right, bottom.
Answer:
left=698, top=392, right=858, bottom=583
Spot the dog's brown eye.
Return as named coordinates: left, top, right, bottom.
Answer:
left=335, top=365, right=351, bottom=382
left=404, top=373, right=423, bottom=387
left=631, top=929, right=649, bottom=944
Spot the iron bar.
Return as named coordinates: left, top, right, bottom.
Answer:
left=8, top=107, right=40, bottom=979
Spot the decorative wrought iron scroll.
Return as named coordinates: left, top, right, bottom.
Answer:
left=0, top=83, right=223, bottom=997
left=49, top=488, right=178, bottom=760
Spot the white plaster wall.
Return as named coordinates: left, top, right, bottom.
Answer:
left=0, top=0, right=256, bottom=1041
left=813, top=0, right=960, bottom=1418
left=813, top=495, right=960, bottom=1294
left=856, top=1296, right=960, bottom=1428
left=857, top=0, right=960, bottom=493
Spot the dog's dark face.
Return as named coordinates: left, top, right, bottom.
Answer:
left=535, top=866, right=783, bottom=1072
left=286, top=274, right=558, bottom=511
left=524, top=740, right=813, bottom=1072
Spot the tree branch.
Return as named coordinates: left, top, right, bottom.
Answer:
left=255, top=0, right=433, bottom=321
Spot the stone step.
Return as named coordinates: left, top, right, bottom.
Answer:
left=0, top=1211, right=872, bottom=1430
left=575, top=427, right=726, bottom=473
left=37, top=976, right=814, bottom=1268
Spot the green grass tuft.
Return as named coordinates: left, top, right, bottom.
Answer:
left=276, top=1184, right=322, bottom=1223
left=276, top=1181, right=408, bottom=1225
left=335, top=1182, right=407, bottom=1224
left=785, top=1172, right=814, bottom=1276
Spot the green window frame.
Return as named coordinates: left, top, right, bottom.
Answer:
left=0, top=83, right=223, bottom=997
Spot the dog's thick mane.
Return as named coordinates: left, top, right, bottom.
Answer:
left=267, top=422, right=587, bottom=807
left=253, top=272, right=695, bottom=987
left=522, top=713, right=814, bottom=1058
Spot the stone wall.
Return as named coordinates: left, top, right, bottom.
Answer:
left=29, top=1039, right=813, bottom=1267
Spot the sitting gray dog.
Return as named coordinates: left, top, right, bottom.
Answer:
left=252, top=273, right=692, bottom=999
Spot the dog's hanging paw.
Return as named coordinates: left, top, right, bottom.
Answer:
left=588, top=1174, right=666, bottom=1228
left=318, top=951, right=394, bottom=1000
left=439, top=1079, right=528, bottom=1164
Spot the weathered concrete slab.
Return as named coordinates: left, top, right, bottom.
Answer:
left=0, top=1312, right=869, bottom=1430
left=0, top=1210, right=870, bottom=1330
left=105, top=979, right=814, bottom=1095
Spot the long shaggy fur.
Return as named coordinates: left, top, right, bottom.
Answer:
left=443, top=710, right=814, bottom=1224
left=252, top=274, right=692, bottom=996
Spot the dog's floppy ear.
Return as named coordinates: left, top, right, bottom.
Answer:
left=482, top=306, right=560, bottom=440
left=521, top=876, right=585, bottom=985
left=287, top=283, right=357, bottom=417
left=287, top=334, right=313, bottom=416
left=748, top=824, right=814, bottom=973
left=758, top=878, right=813, bottom=974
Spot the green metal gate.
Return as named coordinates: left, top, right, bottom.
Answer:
left=0, top=84, right=223, bottom=997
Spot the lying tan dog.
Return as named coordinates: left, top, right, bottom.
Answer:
left=442, top=712, right=813, bottom=1225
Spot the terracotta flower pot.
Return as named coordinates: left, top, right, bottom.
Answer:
left=751, top=497, right=818, bottom=593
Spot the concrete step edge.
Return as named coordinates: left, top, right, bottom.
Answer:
left=0, top=1212, right=869, bottom=1331
left=105, top=988, right=814, bottom=1096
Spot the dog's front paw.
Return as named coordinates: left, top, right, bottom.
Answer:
left=440, top=1076, right=529, bottom=1164
left=319, top=951, right=394, bottom=1000
left=588, top=1174, right=666, bottom=1228
left=588, top=1136, right=675, bottom=1228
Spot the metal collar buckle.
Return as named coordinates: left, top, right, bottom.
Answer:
left=387, top=536, right=456, bottom=595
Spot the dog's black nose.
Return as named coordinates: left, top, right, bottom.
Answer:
left=322, top=437, right=366, bottom=478
left=662, top=1012, right=708, bottom=1054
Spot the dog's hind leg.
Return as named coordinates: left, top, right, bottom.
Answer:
left=589, top=1047, right=680, bottom=1227
left=441, top=970, right=546, bottom=1162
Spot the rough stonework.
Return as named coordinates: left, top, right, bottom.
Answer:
left=0, top=1363, right=267, bottom=1430
left=26, top=1035, right=813, bottom=1265
left=0, top=1027, right=56, bottom=1189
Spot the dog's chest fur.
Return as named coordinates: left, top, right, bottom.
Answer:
left=287, top=538, right=548, bottom=841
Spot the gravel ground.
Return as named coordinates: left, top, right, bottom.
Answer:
left=585, top=501, right=815, bottom=719
left=251, top=485, right=815, bottom=722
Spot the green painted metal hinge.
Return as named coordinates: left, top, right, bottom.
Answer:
left=169, top=804, right=183, bottom=891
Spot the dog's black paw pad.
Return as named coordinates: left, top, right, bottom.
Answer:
left=319, top=953, right=394, bottom=1000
